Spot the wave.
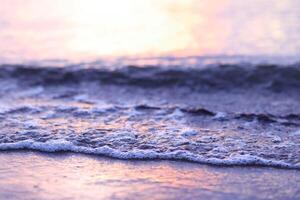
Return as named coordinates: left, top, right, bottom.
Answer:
left=0, top=139, right=298, bottom=169
left=0, top=62, right=299, bottom=169
left=0, top=63, right=299, bottom=91
left=0, top=103, right=299, bottom=169
left=1, top=103, right=299, bottom=126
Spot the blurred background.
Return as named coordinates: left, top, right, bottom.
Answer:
left=0, top=0, right=300, bottom=64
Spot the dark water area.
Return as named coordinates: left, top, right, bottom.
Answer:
left=1, top=63, right=299, bottom=92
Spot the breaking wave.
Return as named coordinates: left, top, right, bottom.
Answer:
left=0, top=62, right=299, bottom=169
left=0, top=63, right=299, bottom=91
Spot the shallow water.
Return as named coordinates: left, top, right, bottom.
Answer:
left=0, top=152, right=300, bottom=200
left=0, top=64, right=299, bottom=169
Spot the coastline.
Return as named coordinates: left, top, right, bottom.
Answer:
left=1, top=151, right=299, bottom=200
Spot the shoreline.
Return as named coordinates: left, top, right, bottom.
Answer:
left=1, top=151, right=299, bottom=200
left=0, top=148, right=298, bottom=170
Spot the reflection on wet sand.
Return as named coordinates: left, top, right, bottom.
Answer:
left=0, top=152, right=299, bottom=200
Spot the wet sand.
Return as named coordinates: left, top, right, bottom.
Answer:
left=0, top=151, right=299, bottom=200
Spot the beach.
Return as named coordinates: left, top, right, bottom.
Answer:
left=1, top=151, right=300, bottom=200
left=1, top=1, right=300, bottom=199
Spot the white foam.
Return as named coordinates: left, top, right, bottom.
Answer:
left=271, top=136, right=282, bottom=143
left=17, top=86, right=44, bottom=97
left=181, top=129, right=198, bottom=137
left=213, top=112, right=227, bottom=120
left=169, top=108, right=184, bottom=119
left=74, top=94, right=89, bottom=101
left=291, top=129, right=300, bottom=136
left=40, top=111, right=57, bottom=120
left=0, top=105, right=10, bottom=114
left=24, top=120, right=39, bottom=129
left=0, top=139, right=297, bottom=169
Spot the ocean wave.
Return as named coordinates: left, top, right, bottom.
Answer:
left=1, top=103, right=299, bottom=126
left=0, top=63, right=299, bottom=91
left=0, top=139, right=298, bottom=169
left=0, top=62, right=299, bottom=169
left=0, top=102, right=299, bottom=169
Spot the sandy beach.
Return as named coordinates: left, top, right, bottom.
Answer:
left=1, top=1, right=300, bottom=199
left=0, top=151, right=299, bottom=200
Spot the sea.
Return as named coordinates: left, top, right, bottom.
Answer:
left=0, top=0, right=299, bottom=170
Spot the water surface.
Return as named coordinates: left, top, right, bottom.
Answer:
left=0, top=0, right=300, bottom=63
left=0, top=0, right=299, bottom=170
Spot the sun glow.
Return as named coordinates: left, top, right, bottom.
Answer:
left=65, top=0, right=197, bottom=57
left=0, top=0, right=299, bottom=61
